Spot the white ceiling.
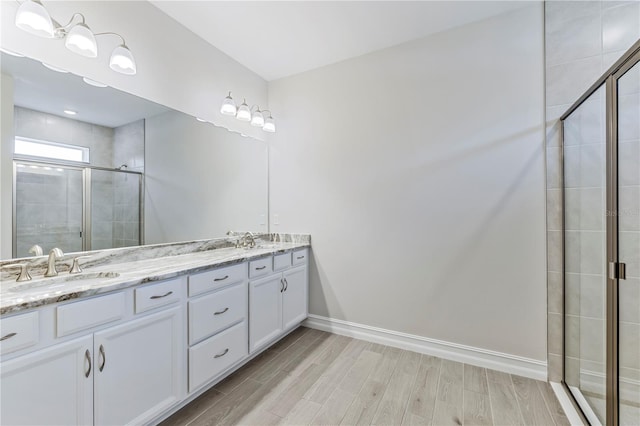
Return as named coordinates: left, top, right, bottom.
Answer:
left=1, top=52, right=169, bottom=128
left=152, top=1, right=532, bottom=81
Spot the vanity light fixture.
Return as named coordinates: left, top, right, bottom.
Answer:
left=250, top=107, right=265, bottom=127
left=236, top=99, right=252, bottom=122
left=14, top=0, right=137, bottom=75
left=219, top=92, right=276, bottom=132
left=262, top=111, right=276, bottom=133
left=220, top=92, right=237, bottom=116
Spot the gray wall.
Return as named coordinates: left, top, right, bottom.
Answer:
left=144, top=110, right=268, bottom=244
left=0, top=73, right=14, bottom=259
left=268, top=5, right=547, bottom=362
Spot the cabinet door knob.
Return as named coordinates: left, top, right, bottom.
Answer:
left=150, top=291, right=173, bottom=300
left=214, top=307, right=229, bottom=315
left=214, top=348, right=229, bottom=358
left=85, top=349, right=92, bottom=378
left=99, top=344, right=106, bottom=372
left=214, top=275, right=229, bottom=282
left=0, top=332, right=17, bottom=341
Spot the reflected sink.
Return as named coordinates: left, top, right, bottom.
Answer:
left=9, top=272, right=121, bottom=293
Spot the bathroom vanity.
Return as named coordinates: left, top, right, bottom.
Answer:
left=0, top=235, right=310, bottom=425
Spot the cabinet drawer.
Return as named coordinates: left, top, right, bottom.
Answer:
left=0, top=311, right=39, bottom=355
left=188, top=321, right=247, bottom=392
left=292, top=249, right=309, bottom=265
left=189, top=282, right=247, bottom=345
left=135, top=279, right=182, bottom=314
left=57, top=292, right=125, bottom=337
left=249, top=257, right=272, bottom=278
left=273, top=253, right=292, bottom=272
left=189, top=263, right=246, bottom=297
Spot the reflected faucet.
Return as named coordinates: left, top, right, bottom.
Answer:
left=44, top=248, right=64, bottom=277
left=29, top=245, right=43, bottom=256
left=239, top=232, right=256, bottom=249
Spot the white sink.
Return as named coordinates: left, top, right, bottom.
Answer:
left=9, top=272, right=121, bottom=293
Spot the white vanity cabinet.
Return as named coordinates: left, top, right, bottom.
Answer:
left=0, top=335, right=94, bottom=426
left=0, top=277, right=186, bottom=426
left=93, top=306, right=183, bottom=426
left=249, top=249, right=309, bottom=353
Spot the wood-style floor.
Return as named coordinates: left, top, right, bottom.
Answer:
left=161, top=327, right=570, bottom=426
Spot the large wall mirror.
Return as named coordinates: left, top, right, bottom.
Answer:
left=1, top=52, right=269, bottom=260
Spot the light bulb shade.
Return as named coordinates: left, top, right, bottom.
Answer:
left=15, top=0, right=54, bottom=38
left=263, top=116, right=276, bottom=133
left=65, top=23, right=97, bottom=57
left=251, top=110, right=264, bottom=127
left=220, top=96, right=237, bottom=115
left=236, top=102, right=251, bottom=121
left=109, top=44, right=137, bottom=75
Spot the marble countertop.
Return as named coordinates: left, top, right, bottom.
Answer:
left=1, top=241, right=309, bottom=316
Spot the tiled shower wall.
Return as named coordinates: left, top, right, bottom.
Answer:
left=545, top=1, right=640, bottom=381
left=13, top=107, right=144, bottom=254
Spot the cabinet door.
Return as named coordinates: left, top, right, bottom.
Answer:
left=282, top=266, right=308, bottom=331
left=249, top=274, right=283, bottom=353
left=94, top=307, right=184, bottom=426
left=0, top=335, right=93, bottom=426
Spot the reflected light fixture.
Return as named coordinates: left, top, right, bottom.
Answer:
left=236, top=99, right=251, bottom=121
left=82, top=77, right=107, bottom=88
left=219, top=92, right=276, bottom=132
left=0, top=48, right=25, bottom=57
left=63, top=110, right=77, bottom=115
left=41, top=62, right=68, bottom=73
left=14, top=1, right=136, bottom=75
left=220, top=92, right=237, bottom=116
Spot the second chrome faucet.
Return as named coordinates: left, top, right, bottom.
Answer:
left=44, top=248, right=64, bottom=277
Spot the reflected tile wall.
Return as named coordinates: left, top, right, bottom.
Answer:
left=545, top=0, right=640, bottom=384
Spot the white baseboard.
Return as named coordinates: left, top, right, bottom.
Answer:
left=303, top=314, right=547, bottom=381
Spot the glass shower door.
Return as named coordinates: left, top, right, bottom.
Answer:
left=90, top=169, right=141, bottom=250
left=14, top=162, right=84, bottom=257
left=615, top=55, right=640, bottom=426
left=563, top=84, right=608, bottom=424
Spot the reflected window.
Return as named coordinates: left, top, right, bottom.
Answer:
left=14, top=137, right=89, bottom=163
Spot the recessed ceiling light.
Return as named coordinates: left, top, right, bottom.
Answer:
left=63, top=110, right=77, bottom=115
left=41, top=62, right=69, bottom=73
left=82, top=77, right=108, bottom=88
left=0, top=48, right=24, bottom=57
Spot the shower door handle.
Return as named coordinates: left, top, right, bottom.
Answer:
left=609, top=262, right=626, bottom=280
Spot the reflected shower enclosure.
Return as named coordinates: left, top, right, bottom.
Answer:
left=14, top=161, right=142, bottom=258
left=561, top=42, right=640, bottom=425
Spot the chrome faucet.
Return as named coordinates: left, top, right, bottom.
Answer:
left=29, top=245, right=43, bottom=256
left=44, top=248, right=64, bottom=277
left=239, top=232, right=256, bottom=249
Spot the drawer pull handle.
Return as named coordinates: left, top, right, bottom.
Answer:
left=0, top=332, right=17, bottom=341
left=256, top=266, right=266, bottom=270
left=150, top=291, right=173, bottom=299
left=85, top=349, right=92, bottom=378
left=214, top=307, right=229, bottom=315
left=99, top=345, right=106, bottom=372
left=214, top=348, right=229, bottom=358
left=284, top=278, right=289, bottom=292
left=214, top=275, right=229, bottom=282
left=297, top=256, right=305, bottom=260
left=280, top=278, right=284, bottom=293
